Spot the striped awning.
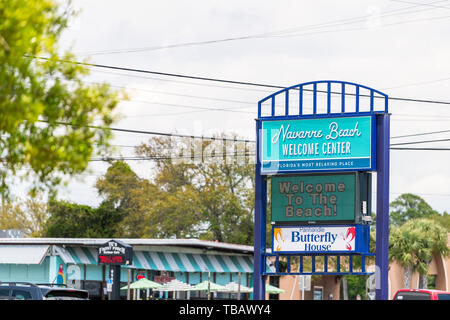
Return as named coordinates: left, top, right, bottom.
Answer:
left=55, top=246, right=255, bottom=273
left=55, top=246, right=98, bottom=265
left=132, top=251, right=253, bottom=273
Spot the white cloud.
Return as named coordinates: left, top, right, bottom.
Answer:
left=42, top=0, right=450, bottom=212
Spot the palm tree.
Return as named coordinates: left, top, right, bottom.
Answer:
left=389, top=226, right=416, bottom=288
left=410, top=219, right=449, bottom=288
left=389, top=218, right=449, bottom=288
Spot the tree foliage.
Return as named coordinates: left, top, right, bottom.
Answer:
left=0, top=196, right=48, bottom=236
left=135, top=136, right=255, bottom=244
left=0, top=0, right=121, bottom=197
left=429, top=211, right=450, bottom=232
left=43, top=134, right=255, bottom=243
left=95, top=161, right=157, bottom=237
left=43, top=200, right=123, bottom=238
left=389, top=218, right=449, bottom=288
left=389, top=193, right=438, bottom=227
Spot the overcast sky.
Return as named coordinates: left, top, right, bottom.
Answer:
left=41, top=0, right=450, bottom=214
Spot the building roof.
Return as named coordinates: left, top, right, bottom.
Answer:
left=0, top=238, right=254, bottom=255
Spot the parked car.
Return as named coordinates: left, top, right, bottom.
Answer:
left=393, top=289, right=450, bottom=300
left=0, top=282, right=89, bottom=300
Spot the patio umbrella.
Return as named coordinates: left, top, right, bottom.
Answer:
left=192, top=280, right=227, bottom=292
left=219, top=281, right=252, bottom=293
left=158, top=279, right=196, bottom=292
left=120, top=278, right=163, bottom=290
left=264, top=284, right=285, bottom=294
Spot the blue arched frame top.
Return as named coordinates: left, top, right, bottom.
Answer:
left=257, top=80, right=389, bottom=119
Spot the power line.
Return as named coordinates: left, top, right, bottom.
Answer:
left=390, top=0, right=450, bottom=10
left=391, top=137, right=450, bottom=146
left=90, top=146, right=450, bottom=162
left=123, top=99, right=254, bottom=114
left=391, top=128, right=450, bottom=139
left=88, top=68, right=274, bottom=94
left=75, top=79, right=256, bottom=106
left=39, top=120, right=254, bottom=143
left=44, top=76, right=450, bottom=121
left=390, top=147, right=450, bottom=150
left=30, top=56, right=450, bottom=106
left=76, top=0, right=450, bottom=56
left=90, top=152, right=255, bottom=162
left=39, top=119, right=450, bottom=148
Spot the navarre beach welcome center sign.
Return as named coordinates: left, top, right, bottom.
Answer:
left=261, top=116, right=375, bottom=174
left=253, top=80, right=390, bottom=300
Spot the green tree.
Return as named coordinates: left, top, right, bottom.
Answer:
left=95, top=161, right=158, bottom=237
left=44, top=201, right=95, bottom=237
left=193, top=140, right=254, bottom=243
left=43, top=200, right=123, bottom=238
left=136, top=135, right=254, bottom=244
left=389, top=218, right=449, bottom=288
left=343, top=275, right=367, bottom=300
left=389, top=193, right=438, bottom=227
left=429, top=211, right=450, bottom=232
left=0, top=196, right=48, bottom=236
left=0, top=0, right=121, bottom=198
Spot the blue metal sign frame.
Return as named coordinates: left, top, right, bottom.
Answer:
left=253, top=80, right=390, bottom=300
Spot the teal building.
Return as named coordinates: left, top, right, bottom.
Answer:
left=0, top=238, right=259, bottom=299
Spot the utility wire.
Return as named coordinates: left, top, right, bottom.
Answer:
left=391, top=129, right=450, bottom=139
left=39, top=119, right=450, bottom=147
left=90, top=153, right=255, bottom=162
left=90, top=145, right=450, bottom=162
left=391, top=137, right=450, bottom=146
left=38, top=120, right=254, bottom=143
left=390, top=147, right=450, bottom=150
left=29, top=56, right=450, bottom=106
left=77, top=0, right=450, bottom=56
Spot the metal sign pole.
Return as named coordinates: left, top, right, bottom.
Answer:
left=98, top=239, right=133, bottom=301
left=127, top=268, right=131, bottom=300
left=375, top=113, right=390, bottom=300
left=110, top=264, right=121, bottom=300
left=253, top=119, right=266, bottom=300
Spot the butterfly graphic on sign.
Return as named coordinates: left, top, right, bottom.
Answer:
left=343, top=227, right=355, bottom=250
left=274, top=228, right=284, bottom=252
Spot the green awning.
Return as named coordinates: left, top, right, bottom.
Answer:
left=56, top=245, right=275, bottom=273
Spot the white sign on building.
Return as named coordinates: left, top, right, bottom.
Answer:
left=273, top=225, right=356, bottom=253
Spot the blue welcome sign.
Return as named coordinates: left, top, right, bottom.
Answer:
left=254, top=80, right=390, bottom=301
left=260, top=115, right=375, bottom=174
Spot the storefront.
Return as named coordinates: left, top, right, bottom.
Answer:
left=0, top=238, right=258, bottom=300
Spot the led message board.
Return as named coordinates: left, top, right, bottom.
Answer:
left=271, top=172, right=370, bottom=224
left=261, top=116, right=375, bottom=174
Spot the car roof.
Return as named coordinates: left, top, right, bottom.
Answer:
left=395, top=289, right=450, bottom=294
left=38, top=286, right=88, bottom=292
left=0, top=282, right=40, bottom=289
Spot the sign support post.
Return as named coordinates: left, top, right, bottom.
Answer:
left=109, top=264, right=121, bottom=300
left=98, top=239, right=133, bottom=301
left=253, top=117, right=266, bottom=300
left=375, top=113, right=390, bottom=300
